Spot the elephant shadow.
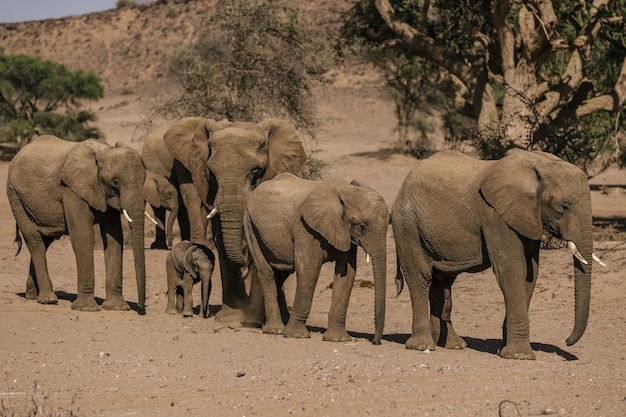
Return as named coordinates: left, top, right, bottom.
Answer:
left=461, top=336, right=579, bottom=361
left=16, top=291, right=147, bottom=315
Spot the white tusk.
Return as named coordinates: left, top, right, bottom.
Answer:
left=123, top=209, right=133, bottom=223
left=567, top=241, right=588, bottom=265
left=592, top=253, right=606, bottom=267
left=366, top=252, right=371, bottom=264
left=144, top=210, right=158, bottom=225
left=207, top=207, right=218, bottom=219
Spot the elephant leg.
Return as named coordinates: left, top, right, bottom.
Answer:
left=165, top=259, right=181, bottom=315
left=182, top=271, right=194, bottom=317
left=150, top=205, right=168, bottom=249
left=24, top=234, right=57, bottom=304
left=98, top=212, right=130, bottom=311
left=394, top=227, right=435, bottom=351
left=501, top=240, right=540, bottom=356
left=429, top=274, right=466, bottom=349
left=179, top=183, right=209, bottom=246
left=63, top=196, right=100, bottom=311
left=323, top=250, right=357, bottom=342
left=285, top=253, right=324, bottom=339
left=486, top=226, right=535, bottom=360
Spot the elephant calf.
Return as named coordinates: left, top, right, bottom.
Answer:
left=165, top=241, right=215, bottom=318
left=243, top=173, right=388, bottom=344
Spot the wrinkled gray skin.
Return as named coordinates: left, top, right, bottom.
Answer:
left=165, top=240, right=215, bottom=318
left=164, top=118, right=306, bottom=325
left=7, top=136, right=147, bottom=312
left=391, top=150, right=593, bottom=359
left=143, top=170, right=180, bottom=249
left=244, top=174, right=388, bottom=344
left=141, top=124, right=212, bottom=249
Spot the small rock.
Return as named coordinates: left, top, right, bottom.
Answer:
left=236, top=370, right=246, bottom=378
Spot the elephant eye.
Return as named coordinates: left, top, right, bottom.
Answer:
left=112, top=177, right=120, bottom=187
left=360, top=222, right=368, bottom=232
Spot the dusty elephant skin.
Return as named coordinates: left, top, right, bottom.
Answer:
left=391, top=149, right=594, bottom=359
left=163, top=117, right=307, bottom=325
left=165, top=240, right=215, bottom=318
left=6, top=135, right=147, bottom=312
left=244, top=173, right=389, bottom=344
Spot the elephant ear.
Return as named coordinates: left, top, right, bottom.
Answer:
left=164, top=118, right=227, bottom=205
left=183, top=247, right=198, bottom=279
left=60, top=139, right=109, bottom=212
left=143, top=173, right=161, bottom=207
left=255, top=118, right=306, bottom=182
left=479, top=150, right=543, bottom=240
left=301, top=184, right=352, bottom=252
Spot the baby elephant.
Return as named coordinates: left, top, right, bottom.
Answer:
left=244, top=173, right=388, bottom=344
left=165, top=241, right=215, bottom=318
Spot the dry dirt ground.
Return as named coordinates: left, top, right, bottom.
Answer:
left=1, top=86, right=626, bottom=417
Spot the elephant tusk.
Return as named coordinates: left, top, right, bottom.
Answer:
left=567, top=241, right=588, bottom=265
left=366, top=252, right=371, bottom=264
left=592, top=253, right=606, bottom=267
left=207, top=207, right=218, bottom=219
left=123, top=209, right=133, bottom=223
left=144, top=210, right=159, bottom=226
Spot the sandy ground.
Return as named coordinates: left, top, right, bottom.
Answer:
left=1, top=86, right=626, bottom=417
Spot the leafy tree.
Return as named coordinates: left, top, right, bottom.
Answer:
left=0, top=53, right=104, bottom=146
left=156, top=0, right=329, bottom=136
left=340, top=0, right=626, bottom=172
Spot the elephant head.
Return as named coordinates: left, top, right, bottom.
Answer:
left=479, top=149, right=593, bottom=346
left=165, top=117, right=306, bottom=267
left=144, top=170, right=180, bottom=248
left=61, top=139, right=147, bottom=311
left=301, top=180, right=389, bottom=344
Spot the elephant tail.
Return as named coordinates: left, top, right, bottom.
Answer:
left=395, top=252, right=404, bottom=296
left=14, top=224, right=22, bottom=256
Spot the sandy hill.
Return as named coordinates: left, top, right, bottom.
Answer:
left=0, top=0, right=352, bottom=94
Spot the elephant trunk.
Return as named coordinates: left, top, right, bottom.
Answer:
left=122, top=191, right=147, bottom=313
left=219, top=196, right=247, bottom=266
left=362, top=227, right=387, bottom=345
left=566, top=231, right=592, bottom=346
left=165, top=200, right=179, bottom=248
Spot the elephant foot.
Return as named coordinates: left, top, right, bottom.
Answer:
left=25, top=287, right=38, bottom=300
left=284, top=322, right=310, bottom=339
left=36, top=291, right=58, bottom=305
left=102, top=297, right=131, bottom=311
left=150, top=240, right=169, bottom=250
left=215, top=305, right=247, bottom=324
left=498, top=342, right=536, bottom=360
left=430, top=317, right=466, bottom=349
left=71, top=295, right=100, bottom=312
left=406, top=333, right=436, bottom=351
left=262, top=321, right=285, bottom=335
left=323, top=329, right=351, bottom=342
left=182, top=308, right=194, bottom=317
left=165, top=307, right=178, bottom=315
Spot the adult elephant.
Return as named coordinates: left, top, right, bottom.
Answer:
left=244, top=174, right=388, bottom=344
left=391, top=149, right=599, bottom=359
left=143, top=170, right=180, bottom=249
left=164, top=117, right=307, bottom=324
left=7, top=135, right=147, bottom=313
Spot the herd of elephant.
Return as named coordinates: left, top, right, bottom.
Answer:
left=6, top=117, right=602, bottom=360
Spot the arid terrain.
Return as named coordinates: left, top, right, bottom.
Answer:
left=2, top=2, right=626, bottom=417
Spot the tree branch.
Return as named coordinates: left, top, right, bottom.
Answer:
left=576, top=56, right=626, bottom=117
left=373, top=0, right=474, bottom=89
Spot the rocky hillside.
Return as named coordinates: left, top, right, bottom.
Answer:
left=0, top=0, right=352, bottom=95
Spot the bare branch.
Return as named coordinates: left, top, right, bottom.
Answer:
left=576, top=56, right=626, bottom=117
